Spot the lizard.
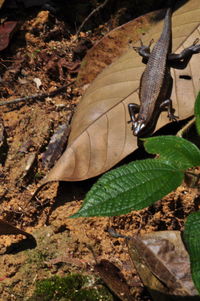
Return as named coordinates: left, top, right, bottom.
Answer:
left=128, top=7, right=200, bottom=136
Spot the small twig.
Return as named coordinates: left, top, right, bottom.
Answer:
left=185, top=171, right=200, bottom=178
left=86, top=244, right=98, bottom=264
left=0, top=81, right=75, bottom=107
left=176, top=117, right=195, bottom=137
left=76, top=0, right=110, bottom=38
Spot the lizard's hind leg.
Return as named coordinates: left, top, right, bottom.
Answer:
left=168, top=38, right=200, bottom=69
left=160, top=99, right=179, bottom=121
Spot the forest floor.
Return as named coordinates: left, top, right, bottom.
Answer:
left=0, top=1, right=199, bottom=300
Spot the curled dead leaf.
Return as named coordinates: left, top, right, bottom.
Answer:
left=127, top=231, right=199, bottom=300
left=42, top=120, right=71, bottom=169
left=0, top=21, right=17, bottom=51
left=95, top=259, right=134, bottom=301
left=0, top=219, right=35, bottom=240
left=41, top=0, right=200, bottom=184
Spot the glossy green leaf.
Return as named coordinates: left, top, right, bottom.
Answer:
left=71, top=159, right=183, bottom=217
left=183, top=211, right=200, bottom=294
left=194, top=91, right=200, bottom=135
left=144, top=136, right=200, bottom=170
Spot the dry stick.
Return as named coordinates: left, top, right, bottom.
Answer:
left=76, top=0, right=110, bottom=38
left=0, top=81, right=75, bottom=107
left=176, top=117, right=195, bottom=137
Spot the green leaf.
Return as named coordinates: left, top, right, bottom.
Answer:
left=71, top=159, right=183, bottom=218
left=183, top=211, right=200, bottom=294
left=194, top=91, right=200, bottom=135
left=144, top=136, right=200, bottom=169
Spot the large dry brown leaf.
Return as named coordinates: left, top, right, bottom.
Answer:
left=42, top=0, right=200, bottom=183
left=77, top=11, right=156, bottom=86
left=127, top=231, right=198, bottom=300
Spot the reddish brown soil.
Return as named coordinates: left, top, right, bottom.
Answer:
left=0, top=4, right=199, bottom=301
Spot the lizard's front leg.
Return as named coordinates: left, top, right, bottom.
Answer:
left=132, top=39, right=154, bottom=63
left=128, top=103, right=140, bottom=129
left=160, top=99, right=178, bottom=121
left=168, top=38, right=200, bottom=69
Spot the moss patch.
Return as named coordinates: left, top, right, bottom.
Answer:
left=29, top=274, right=114, bottom=301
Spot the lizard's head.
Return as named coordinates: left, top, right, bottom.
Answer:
left=132, top=119, right=146, bottom=136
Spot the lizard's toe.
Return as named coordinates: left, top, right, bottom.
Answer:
left=168, top=114, right=179, bottom=122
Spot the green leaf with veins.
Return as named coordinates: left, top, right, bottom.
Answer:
left=183, top=211, right=200, bottom=294
left=194, top=91, right=200, bottom=135
left=70, top=159, right=183, bottom=217
left=143, top=136, right=200, bottom=169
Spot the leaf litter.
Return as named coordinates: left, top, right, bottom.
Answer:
left=0, top=1, right=200, bottom=300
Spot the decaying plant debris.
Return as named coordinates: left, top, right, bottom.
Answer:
left=0, top=0, right=200, bottom=300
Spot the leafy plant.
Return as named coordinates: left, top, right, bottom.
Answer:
left=72, top=91, right=200, bottom=218
left=184, top=212, right=200, bottom=294
left=71, top=91, right=200, bottom=294
left=71, top=136, right=200, bottom=217
left=195, top=91, right=200, bottom=135
left=183, top=91, right=200, bottom=294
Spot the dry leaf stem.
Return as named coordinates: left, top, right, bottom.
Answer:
left=76, top=0, right=110, bottom=38
left=0, top=81, right=75, bottom=107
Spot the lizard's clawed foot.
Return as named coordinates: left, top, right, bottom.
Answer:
left=148, top=39, right=154, bottom=48
left=168, top=113, right=179, bottom=122
left=132, top=39, right=154, bottom=53
left=132, top=39, right=141, bottom=52
left=127, top=119, right=134, bottom=131
left=193, top=38, right=199, bottom=46
left=191, top=38, right=200, bottom=54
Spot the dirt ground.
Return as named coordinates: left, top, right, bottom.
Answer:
left=0, top=2, right=199, bottom=301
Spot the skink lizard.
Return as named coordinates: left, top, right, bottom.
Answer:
left=128, top=8, right=200, bottom=136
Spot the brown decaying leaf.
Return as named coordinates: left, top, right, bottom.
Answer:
left=0, top=119, right=5, bottom=148
left=42, top=120, right=71, bottom=169
left=127, top=231, right=198, bottom=300
left=95, top=259, right=134, bottom=301
left=0, top=118, right=7, bottom=165
left=77, top=11, right=155, bottom=86
left=0, top=219, right=34, bottom=239
left=0, top=21, right=17, bottom=51
left=41, top=0, right=200, bottom=183
left=0, top=0, right=4, bottom=9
